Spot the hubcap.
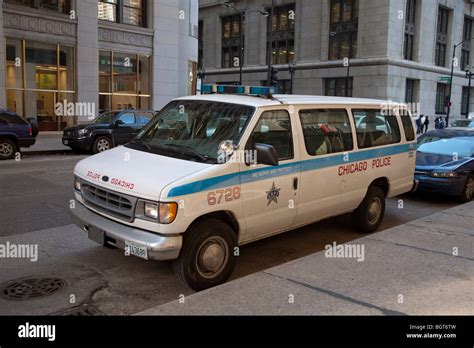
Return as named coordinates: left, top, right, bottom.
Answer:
left=0, top=143, right=13, bottom=157
left=196, top=237, right=228, bottom=279
left=367, top=197, right=382, bottom=225
left=97, top=139, right=110, bottom=152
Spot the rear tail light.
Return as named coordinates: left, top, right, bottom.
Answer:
left=28, top=126, right=32, bottom=136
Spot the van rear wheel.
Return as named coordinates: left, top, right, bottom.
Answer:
left=352, top=186, right=386, bottom=234
left=173, top=219, right=237, bottom=291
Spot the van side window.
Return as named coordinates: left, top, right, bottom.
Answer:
left=299, top=109, right=353, bottom=156
left=399, top=109, right=415, bottom=141
left=352, top=109, right=401, bottom=149
left=249, top=110, right=293, bottom=161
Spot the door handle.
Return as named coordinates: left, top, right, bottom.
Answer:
left=293, top=178, right=299, bottom=190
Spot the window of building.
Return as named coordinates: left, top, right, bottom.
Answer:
left=5, top=39, right=75, bottom=131
left=329, top=0, right=358, bottom=60
left=299, top=109, right=353, bottom=156
left=352, top=109, right=401, bottom=149
left=404, top=0, right=416, bottom=60
left=461, top=17, right=473, bottom=71
left=325, top=77, right=353, bottom=97
left=222, top=15, right=244, bottom=68
left=461, top=86, right=469, bottom=115
left=198, top=20, right=204, bottom=70
left=249, top=110, right=293, bottom=161
left=98, top=0, right=146, bottom=27
left=435, top=83, right=448, bottom=115
left=4, top=0, right=70, bottom=14
left=405, top=79, right=416, bottom=104
left=435, top=7, right=450, bottom=67
left=99, top=50, right=151, bottom=111
left=267, top=4, right=295, bottom=64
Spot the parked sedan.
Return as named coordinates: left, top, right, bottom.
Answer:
left=414, top=137, right=474, bottom=202
left=417, top=128, right=474, bottom=147
left=451, top=119, right=474, bottom=128
left=62, top=110, right=156, bottom=154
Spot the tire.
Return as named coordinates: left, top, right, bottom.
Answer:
left=0, top=138, right=19, bottom=160
left=458, top=175, right=474, bottom=203
left=92, top=136, right=112, bottom=154
left=173, top=219, right=237, bottom=291
left=352, top=186, right=386, bottom=234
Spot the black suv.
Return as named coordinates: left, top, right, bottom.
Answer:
left=62, top=110, right=156, bottom=154
left=0, top=110, right=39, bottom=160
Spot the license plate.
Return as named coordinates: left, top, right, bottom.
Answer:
left=63, top=140, right=69, bottom=145
left=125, top=241, right=148, bottom=260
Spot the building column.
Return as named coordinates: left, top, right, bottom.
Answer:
left=152, top=0, right=180, bottom=110
left=76, top=0, right=98, bottom=121
left=0, top=0, right=6, bottom=109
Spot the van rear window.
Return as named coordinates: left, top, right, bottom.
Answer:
left=399, top=109, right=415, bottom=141
left=352, top=109, right=401, bottom=149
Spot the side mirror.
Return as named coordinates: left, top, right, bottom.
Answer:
left=255, top=143, right=279, bottom=166
left=114, top=119, right=124, bottom=127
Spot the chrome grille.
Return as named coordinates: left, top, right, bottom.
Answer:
left=80, top=182, right=137, bottom=222
left=415, top=170, right=430, bottom=176
left=64, top=130, right=76, bottom=137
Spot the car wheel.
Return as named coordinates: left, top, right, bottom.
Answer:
left=352, top=186, right=386, bottom=234
left=92, top=136, right=112, bottom=154
left=0, top=139, right=19, bottom=160
left=173, top=219, right=237, bottom=291
left=459, top=175, right=474, bottom=203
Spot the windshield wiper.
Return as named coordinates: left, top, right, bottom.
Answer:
left=164, top=143, right=212, bottom=163
left=128, top=138, right=151, bottom=151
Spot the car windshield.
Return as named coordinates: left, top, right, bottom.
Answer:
left=128, top=100, right=254, bottom=163
left=417, top=138, right=474, bottom=158
left=452, top=120, right=474, bottom=128
left=93, top=111, right=119, bottom=124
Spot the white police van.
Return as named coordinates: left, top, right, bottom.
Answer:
left=70, top=86, right=416, bottom=290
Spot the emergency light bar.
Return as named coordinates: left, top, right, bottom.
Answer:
left=201, top=84, right=278, bottom=96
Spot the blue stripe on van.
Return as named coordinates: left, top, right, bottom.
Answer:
left=166, top=143, right=414, bottom=198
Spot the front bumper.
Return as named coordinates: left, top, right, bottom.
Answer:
left=62, top=136, right=92, bottom=150
left=70, top=201, right=182, bottom=261
left=414, top=174, right=466, bottom=195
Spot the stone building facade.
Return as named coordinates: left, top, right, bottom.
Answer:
left=199, top=0, right=474, bottom=119
left=0, top=0, right=198, bottom=130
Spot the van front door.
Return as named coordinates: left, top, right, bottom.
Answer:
left=239, top=109, right=300, bottom=243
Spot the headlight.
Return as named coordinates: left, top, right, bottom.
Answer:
left=431, top=171, right=457, bottom=178
left=78, top=129, right=88, bottom=136
left=140, top=201, right=178, bottom=224
left=144, top=202, right=159, bottom=220
left=74, top=177, right=81, bottom=191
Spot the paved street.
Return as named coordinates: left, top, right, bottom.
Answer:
left=0, top=155, right=463, bottom=315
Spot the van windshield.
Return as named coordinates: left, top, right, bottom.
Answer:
left=127, top=100, right=254, bottom=163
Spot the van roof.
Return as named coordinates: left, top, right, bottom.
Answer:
left=176, top=94, right=406, bottom=108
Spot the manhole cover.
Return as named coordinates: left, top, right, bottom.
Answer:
left=0, top=277, right=68, bottom=301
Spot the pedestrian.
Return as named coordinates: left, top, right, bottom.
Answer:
left=434, top=117, right=440, bottom=129
left=439, top=117, right=445, bottom=129
left=424, top=115, right=430, bottom=133
left=416, top=115, right=422, bottom=134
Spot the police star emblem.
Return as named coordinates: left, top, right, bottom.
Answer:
left=266, top=182, right=281, bottom=206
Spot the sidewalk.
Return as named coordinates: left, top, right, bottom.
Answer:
left=23, top=132, right=71, bottom=154
left=140, top=202, right=474, bottom=316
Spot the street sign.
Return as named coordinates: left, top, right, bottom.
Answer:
left=439, top=76, right=452, bottom=83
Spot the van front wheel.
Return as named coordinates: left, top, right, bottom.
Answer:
left=173, top=219, right=237, bottom=291
left=352, top=186, right=386, bottom=234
